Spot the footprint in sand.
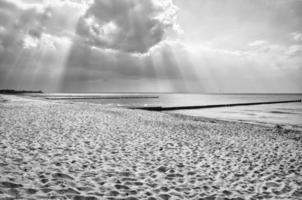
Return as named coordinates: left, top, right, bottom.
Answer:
left=0, top=181, right=23, bottom=188
left=52, top=172, right=74, bottom=180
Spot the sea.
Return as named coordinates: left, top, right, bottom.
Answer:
left=34, top=93, right=302, bottom=130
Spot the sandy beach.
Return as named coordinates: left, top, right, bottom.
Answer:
left=0, top=95, right=301, bottom=200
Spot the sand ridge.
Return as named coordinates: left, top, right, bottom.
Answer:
left=0, top=95, right=301, bottom=200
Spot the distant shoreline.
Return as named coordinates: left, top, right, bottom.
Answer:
left=0, top=90, right=43, bottom=94
left=6, top=91, right=302, bottom=95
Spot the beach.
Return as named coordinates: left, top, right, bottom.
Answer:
left=0, top=95, right=301, bottom=200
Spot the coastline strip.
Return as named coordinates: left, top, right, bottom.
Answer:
left=132, top=99, right=302, bottom=111
left=45, top=96, right=159, bottom=100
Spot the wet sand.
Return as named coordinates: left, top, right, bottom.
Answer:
left=0, top=95, right=301, bottom=200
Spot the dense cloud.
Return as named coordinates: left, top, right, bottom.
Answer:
left=1, top=0, right=302, bottom=92
left=0, top=0, right=85, bottom=50
left=76, top=0, right=179, bottom=53
left=0, top=0, right=85, bottom=91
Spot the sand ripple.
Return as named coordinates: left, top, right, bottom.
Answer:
left=0, top=95, right=301, bottom=200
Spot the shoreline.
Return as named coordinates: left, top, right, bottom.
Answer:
left=0, top=94, right=301, bottom=200
left=29, top=93, right=302, bottom=132
left=36, top=96, right=302, bottom=131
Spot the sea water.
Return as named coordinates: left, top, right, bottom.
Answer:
left=36, top=93, right=302, bottom=129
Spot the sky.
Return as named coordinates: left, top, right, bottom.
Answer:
left=0, top=0, right=301, bottom=93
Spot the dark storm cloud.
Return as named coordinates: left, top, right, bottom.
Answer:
left=76, top=0, right=179, bottom=53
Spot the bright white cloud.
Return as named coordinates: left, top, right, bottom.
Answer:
left=3, top=0, right=87, bottom=10
left=287, top=45, right=302, bottom=56
left=22, top=33, right=70, bottom=52
left=23, top=34, right=39, bottom=49
left=0, top=26, right=5, bottom=33
left=3, top=0, right=44, bottom=11
left=291, top=32, right=302, bottom=41
left=248, top=40, right=269, bottom=47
